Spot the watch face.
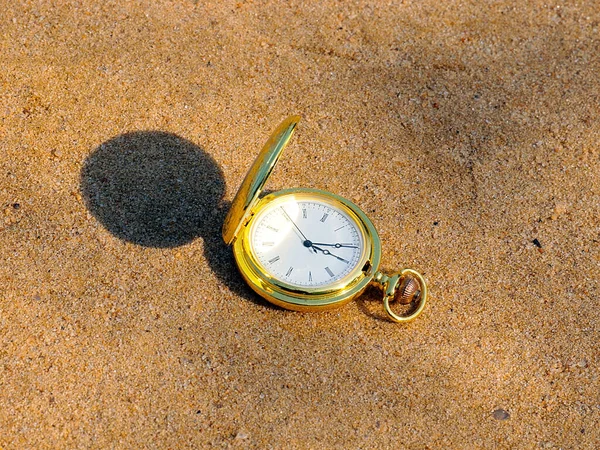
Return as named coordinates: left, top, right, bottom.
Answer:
left=249, top=194, right=366, bottom=288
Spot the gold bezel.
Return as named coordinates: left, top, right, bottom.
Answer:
left=232, top=188, right=382, bottom=311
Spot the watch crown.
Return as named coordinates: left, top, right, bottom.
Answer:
left=373, top=268, right=428, bottom=323
left=395, top=275, right=421, bottom=305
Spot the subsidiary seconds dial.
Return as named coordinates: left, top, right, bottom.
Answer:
left=250, top=197, right=365, bottom=288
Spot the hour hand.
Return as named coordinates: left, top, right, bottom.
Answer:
left=310, top=242, right=358, bottom=249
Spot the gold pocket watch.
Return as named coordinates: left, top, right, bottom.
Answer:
left=222, top=116, right=427, bottom=323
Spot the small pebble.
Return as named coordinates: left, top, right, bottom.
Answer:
left=532, top=238, right=542, bottom=248
left=551, top=201, right=568, bottom=220
left=492, top=408, right=510, bottom=420
left=235, top=429, right=250, bottom=440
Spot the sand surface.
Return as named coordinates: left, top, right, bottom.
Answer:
left=1, top=1, right=599, bottom=448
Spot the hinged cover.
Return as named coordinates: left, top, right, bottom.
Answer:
left=222, top=115, right=301, bottom=244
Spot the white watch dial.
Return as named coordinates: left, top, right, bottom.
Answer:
left=250, top=197, right=365, bottom=288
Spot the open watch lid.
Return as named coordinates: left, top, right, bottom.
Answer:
left=222, top=115, right=301, bottom=245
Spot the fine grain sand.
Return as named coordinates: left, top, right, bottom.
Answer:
left=1, top=1, right=599, bottom=448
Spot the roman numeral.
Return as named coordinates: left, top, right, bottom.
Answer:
left=302, top=209, right=307, bottom=219
left=309, top=271, right=312, bottom=282
left=285, top=267, right=294, bottom=277
left=268, top=256, right=280, bottom=264
left=325, top=266, right=334, bottom=278
left=320, top=213, right=329, bottom=223
left=266, top=225, right=279, bottom=232
left=262, top=242, right=274, bottom=246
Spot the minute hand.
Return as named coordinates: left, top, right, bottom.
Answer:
left=311, top=245, right=350, bottom=263
left=310, top=243, right=358, bottom=249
